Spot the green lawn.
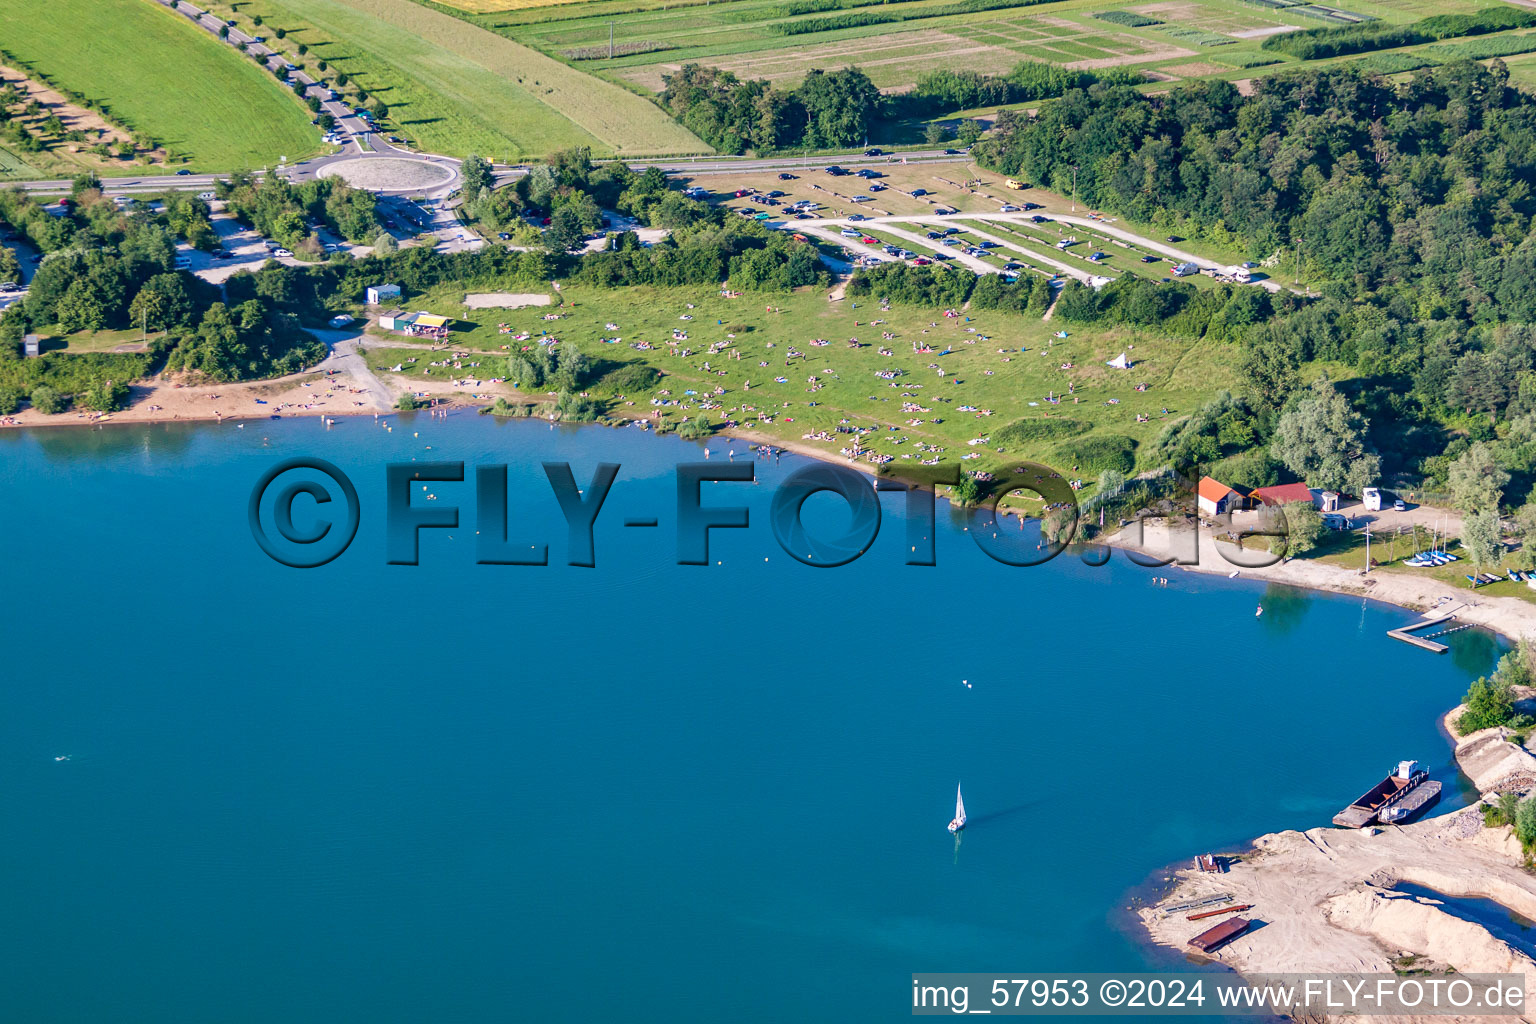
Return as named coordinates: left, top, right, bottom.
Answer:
left=220, top=0, right=708, bottom=157
left=359, top=280, right=1240, bottom=480
left=0, top=0, right=320, bottom=170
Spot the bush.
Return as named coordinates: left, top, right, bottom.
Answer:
left=397, top=394, right=422, bottom=411
left=1517, top=797, right=1536, bottom=849
left=600, top=363, right=661, bottom=394
left=79, top=379, right=130, bottom=413
left=29, top=384, right=65, bottom=414
left=0, top=385, right=20, bottom=415
left=1051, top=434, right=1136, bottom=476
left=1459, top=671, right=1518, bottom=734
left=992, top=417, right=1090, bottom=447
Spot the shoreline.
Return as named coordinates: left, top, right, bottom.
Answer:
left=10, top=367, right=1536, bottom=643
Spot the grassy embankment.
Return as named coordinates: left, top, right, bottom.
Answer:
left=358, top=281, right=1244, bottom=480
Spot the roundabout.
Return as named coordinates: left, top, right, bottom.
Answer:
left=316, top=156, right=457, bottom=193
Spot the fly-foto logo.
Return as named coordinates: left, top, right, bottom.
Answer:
left=247, top=457, right=1290, bottom=570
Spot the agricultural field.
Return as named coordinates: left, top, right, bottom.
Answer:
left=358, top=282, right=1244, bottom=481
left=464, top=0, right=1510, bottom=101
left=219, top=0, right=709, bottom=157
left=0, top=0, right=319, bottom=170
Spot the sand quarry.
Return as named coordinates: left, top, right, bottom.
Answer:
left=1141, top=707, right=1536, bottom=1023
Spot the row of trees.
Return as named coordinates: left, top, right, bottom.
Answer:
left=1262, top=7, right=1536, bottom=61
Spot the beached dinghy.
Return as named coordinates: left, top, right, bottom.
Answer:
left=948, top=783, right=967, bottom=833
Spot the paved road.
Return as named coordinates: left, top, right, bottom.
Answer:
left=782, top=211, right=1286, bottom=289
left=792, top=214, right=1115, bottom=285
left=0, top=1, right=462, bottom=199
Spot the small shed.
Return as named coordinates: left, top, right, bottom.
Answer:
left=366, top=283, right=401, bottom=305
left=23, top=333, right=40, bottom=358
left=1197, top=476, right=1240, bottom=517
left=1319, top=491, right=1341, bottom=512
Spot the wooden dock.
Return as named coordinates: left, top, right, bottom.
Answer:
left=1387, top=611, right=1458, bottom=653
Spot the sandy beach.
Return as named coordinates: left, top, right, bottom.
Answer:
left=1108, top=517, right=1536, bottom=646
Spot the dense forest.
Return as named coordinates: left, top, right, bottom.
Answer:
left=657, top=60, right=1141, bottom=153
left=968, top=60, right=1536, bottom=552
left=659, top=65, right=884, bottom=153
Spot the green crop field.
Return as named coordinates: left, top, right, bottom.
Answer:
left=449, top=0, right=1518, bottom=103
left=0, top=0, right=319, bottom=169
left=235, top=0, right=709, bottom=156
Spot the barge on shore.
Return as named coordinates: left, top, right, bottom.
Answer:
left=1332, top=760, right=1434, bottom=828
left=1188, top=917, right=1251, bottom=953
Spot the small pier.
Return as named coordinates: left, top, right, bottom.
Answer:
left=1387, top=610, right=1463, bottom=653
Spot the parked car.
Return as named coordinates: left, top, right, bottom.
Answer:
left=851, top=195, right=871, bottom=203
left=274, top=248, right=293, bottom=258
left=910, top=188, right=929, bottom=197
left=197, top=191, right=216, bottom=201
left=911, top=257, right=931, bottom=266
left=1140, top=255, right=1160, bottom=263
left=778, top=172, right=797, bottom=180
left=868, top=183, right=886, bottom=192
left=861, top=236, right=878, bottom=245
left=328, top=314, right=356, bottom=328
left=824, top=166, right=847, bottom=176
left=1000, top=204, right=1019, bottom=213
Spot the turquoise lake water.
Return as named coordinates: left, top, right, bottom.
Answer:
left=0, top=413, right=1505, bottom=1022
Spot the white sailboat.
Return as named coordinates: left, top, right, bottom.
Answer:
left=948, top=783, right=967, bottom=833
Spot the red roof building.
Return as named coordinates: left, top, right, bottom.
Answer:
left=1250, top=482, right=1316, bottom=507
left=1197, top=476, right=1240, bottom=516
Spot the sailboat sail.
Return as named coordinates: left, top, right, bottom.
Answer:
left=955, top=784, right=966, bottom=822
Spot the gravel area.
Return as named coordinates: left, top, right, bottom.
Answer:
left=318, top=157, right=454, bottom=191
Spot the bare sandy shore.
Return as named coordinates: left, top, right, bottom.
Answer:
left=1141, top=707, right=1536, bottom=1023
left=1107, top=517, right=1536, bottom=646
left=0, top=369, right=391, bottom=429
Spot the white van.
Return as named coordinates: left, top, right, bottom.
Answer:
left=1362, top=487, right=1382, bottom=511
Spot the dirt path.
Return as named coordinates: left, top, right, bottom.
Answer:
left=314, top=328, right=394, bottom=409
